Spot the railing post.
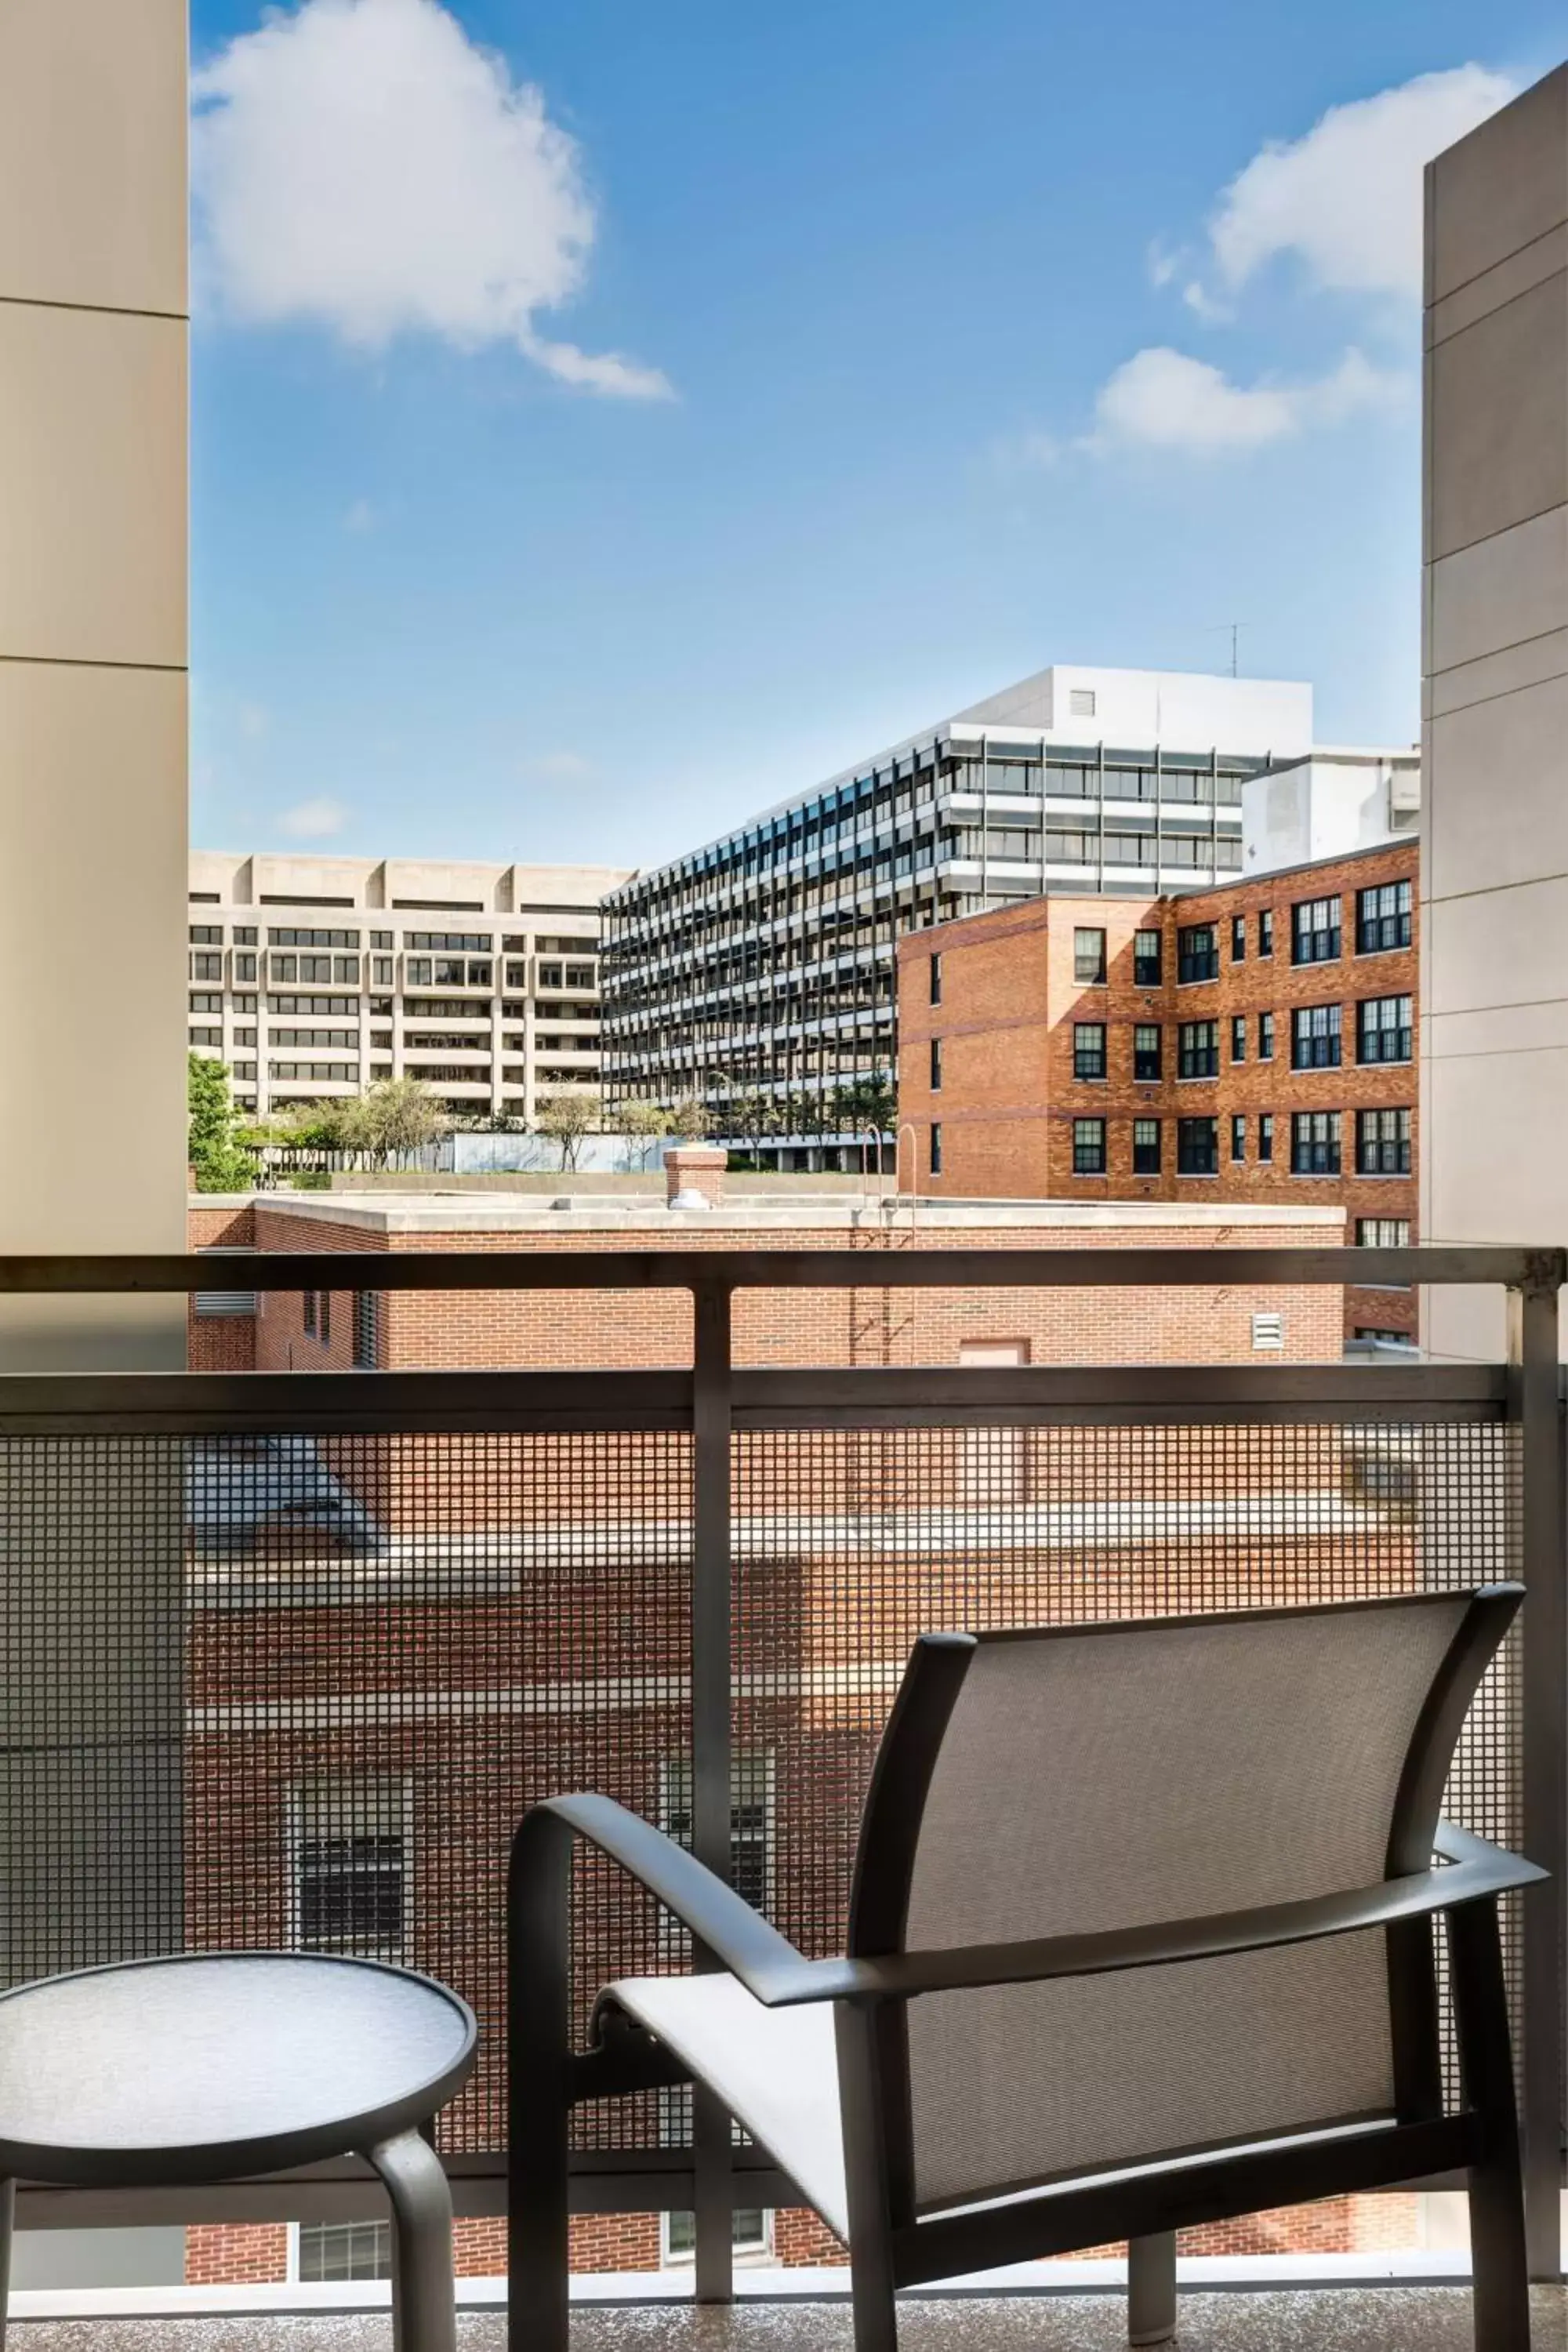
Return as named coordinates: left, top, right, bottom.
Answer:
left=1507, top=1264, right=1565, bottom=2280
left=691, top=1274, right=735, bottom=2303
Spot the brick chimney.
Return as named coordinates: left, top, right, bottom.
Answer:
left=666, top=1145, right=727, bottom=1210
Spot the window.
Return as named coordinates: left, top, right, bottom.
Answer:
left=190, top=993, right=222, bottom=1014
left=370, top=931, right=393, bottom=949
left=928, top=1121, right=942, bottom=1175
left=298, top=2223, right=391, bottom=2282
left=1178, top=1019, right=1219, bottom=1080
left=1072, top=1117, right=1106, bottom=1174
left=1133, top=1024, right=1161, bottom=1082
left=268, top=927, right=361, bottom=948
left=189, top=952, right=222, bottom=982
left=1073, top=927, right=1106, bottom=984
left=292, top=1779, right=406, bottom=1961
left=1133, top=928, right=1162, bottom=986
left=1073, top=1022, right=1106, bottom=1081
left=234, top=953, right=258, bottom=984
left=1291, top=1110, right=1341, bottom=1175
left=1291, top=1003, right=1342, bottom=1070
left=1176, top=923, right=1218, bottom=984
left=1356, top=878, right=1413, bottom=953
left=1258, top=909, right=1274, bottom=957
left=189, top=924, right=223, bottom=946
left=1357, top=1218, right=1411, bottom=1248
left=303, top=1289, right=315, bottom=1336
left=929, top=952, right=942, bottom=1005
left=1258, top=1010, right=1275, bottom=1061
left=371, top=956, right=394, bottom=986
left=1356, top=1107, right=1412, bottom=1174
left=353, top=1290, right=381, bottom=1370
left=1356, top=1326, right=1413, bottom=1347
left=1258, top=1113, right=1274, bottom=1163
left=1231, top=914, right=1247, bottom=960
left=1069, top=686, right=1097, bottom=718
left=1177, top=1116, right=1219, bottom=1175
left=1231, top=1113, right=1246, bottom=1163
left=929, top=1036, right=942, bottom=1091
left=188, top=1027, right=221, bottom=1051
left=1292, top=895, right=1341, bottom=965
left=1358, top=994, right=1413, bottom=1064
left=1230, top=1015, right=1246, bottom=1063
left=303, top=1290, right=332, bottom=1345
left=1132, top=1117, right=1161, bottom=1174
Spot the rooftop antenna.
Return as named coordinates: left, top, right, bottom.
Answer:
left=1202, top=622, right=1243, bottom=678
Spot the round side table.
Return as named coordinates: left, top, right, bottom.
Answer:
left=0, top=1951, right=476, bottom=2352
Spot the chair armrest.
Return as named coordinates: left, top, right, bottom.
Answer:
left=521, top=1799, right=1543, bottom=2014
left=516, top=1793, right=820, bottom=2005
left=775, top=1820, right=1546, bottom=2006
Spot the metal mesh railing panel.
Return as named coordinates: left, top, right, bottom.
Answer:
left=732, top=1418, right=1523, bottom=2102
left=2, top=1428, right=691, bottom=2158
left=0, top=1406, right=1530, bottom=2172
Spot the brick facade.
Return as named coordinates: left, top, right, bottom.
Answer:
left=898, top=841, right=1417, bottom=1340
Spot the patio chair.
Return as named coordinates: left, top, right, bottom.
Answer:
left=507, top=1585, right=1541, bottom=2350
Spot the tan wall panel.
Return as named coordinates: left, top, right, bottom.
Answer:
left=1426, top=271, right=1568, bottom=564
left=0, top=0, right=187, bottom=317
left=0, top=660, right=187, bottom=1282
left=0, top=303, right=186, bottom=669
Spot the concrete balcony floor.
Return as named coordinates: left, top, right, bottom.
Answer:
left=9, top=2290, right=1568, bottom=2351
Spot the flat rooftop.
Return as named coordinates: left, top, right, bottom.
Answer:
left=235, top=1192, right=1347, bottom=1238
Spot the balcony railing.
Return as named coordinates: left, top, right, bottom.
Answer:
left=0, top=1243, right=1563, bottom=2296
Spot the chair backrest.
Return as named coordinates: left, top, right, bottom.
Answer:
left=847, top=1586, right=1518, bottom=2216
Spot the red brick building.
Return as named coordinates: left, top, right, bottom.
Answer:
left=896, top=840, right=1417, bottom=1342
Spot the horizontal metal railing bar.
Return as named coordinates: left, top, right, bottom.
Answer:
left=13, top=2154, right=799, bottom=2231
left=0, top=1243, right=1555, bottom=1293
left=0, top=1368, right=695, bottom=1436
left=731, top=1363, right=1509, bottom=1428
left=0, top=1361, right=1510, bottom=1436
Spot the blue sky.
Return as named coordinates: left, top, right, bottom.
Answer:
left=189, top=0, right=1566, bottom=872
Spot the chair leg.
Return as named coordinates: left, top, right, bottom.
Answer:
left=848, top=2236, right=900, bottom=2352
left=0, top=2176, right=13, bottom=2352
left=1128, top=2230, right=1177, bottom=2347
left=1450, top=1899, right=1531, bottom=2352
left=369, top=2129, right=457, bottom=2352
left=509, top=1810, right=574, bottom=2352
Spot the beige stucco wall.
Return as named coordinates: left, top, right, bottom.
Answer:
left=1422, top=65, right=1568, bottom=1360
left=0, top=0, right=189, bottom=1367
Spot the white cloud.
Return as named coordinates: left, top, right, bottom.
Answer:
left=278, top=796, right=350, bottom=839
left=1204, top=64, right=1517, bottom=303
left=192, top=0, right=671, bottom=399
left=1090, top=345, right=1404, bottom=456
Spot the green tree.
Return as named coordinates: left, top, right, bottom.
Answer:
left=617, top=1098, right=673, bottom=1173
left=340, top=1076, right=445, bottom=1163
left=535, top=1087, right=598, bottom=1172
left=831, top=1070, right=897, bottom=1136
left=666, top=1095, right=713, bottom=1142
left=187, top=1053, right=255, bottom=1192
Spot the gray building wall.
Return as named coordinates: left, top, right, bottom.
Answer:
left=1422, top=64, right=1568, bottom=1359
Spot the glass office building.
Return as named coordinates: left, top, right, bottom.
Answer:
left=601, top=665, right=1314, bottom=1161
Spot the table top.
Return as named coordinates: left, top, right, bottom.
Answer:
left=0, top=1951, right=477, bottom=2186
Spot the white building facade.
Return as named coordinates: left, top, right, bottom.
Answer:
left=189, top=852, right=632, bottom=1124
left=601, top=664, right=1316, bottom=1139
